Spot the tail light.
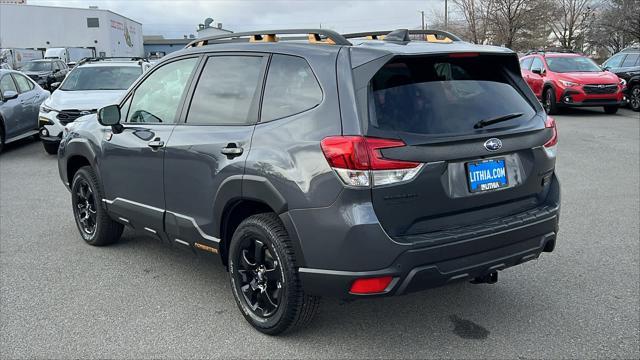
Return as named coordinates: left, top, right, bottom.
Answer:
left=543, top=116, right=558, bottom=157
left=350, top=276, right=394, bottom=294
left=320, top=136, right=423, bottom=187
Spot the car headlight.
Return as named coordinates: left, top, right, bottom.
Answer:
left=40, top=104, right=56, bottom=113
left=559, top=80, right=580, bottom=87
left=619, top=78, right=626, bottom=86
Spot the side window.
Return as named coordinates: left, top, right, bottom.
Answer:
left=604, top=54, right=625, bottom=68
left=520, top=57, right=534, bottom=70
left=622, top=54, right=639, bottom=67
left=261, top=55, right=323, bottom=122
left=127, top=57, right=198, bottom=124
left=52, top=62, right=60, bottom=71
left=13, top=74, right=34, bottom=92
left=186, top=56, right=264, bottom=125
left=0, top=75, right=18, bottom=94
left=531, top=57, right=544, bottom=71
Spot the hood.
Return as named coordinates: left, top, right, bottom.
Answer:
left=558, top=71, right=620, bottom=84
left=45, top=89, right=125, bottom=111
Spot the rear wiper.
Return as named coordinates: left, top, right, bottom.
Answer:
left=473, top=112, right=524, bottom=129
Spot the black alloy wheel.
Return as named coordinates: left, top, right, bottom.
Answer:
left=543, top=88, right=559, bottom=115
left=630, top=85, right=640, bottom=112
left=70, top=166, right=123, bottom=246
left=235, top=238, right=283, bottom=318
left=73, top=178, right=97, bottom=236
left=228, top=213, right=320, bottom=335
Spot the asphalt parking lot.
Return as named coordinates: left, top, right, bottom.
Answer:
left=1, top=108, right=638, bottom=359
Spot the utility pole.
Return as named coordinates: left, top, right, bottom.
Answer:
left=444, top=0, right=448, bottom=29
left=418, top=10, right=425, bottom=30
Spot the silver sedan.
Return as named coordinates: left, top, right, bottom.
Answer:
left=0, top=69, right=50, bottom=152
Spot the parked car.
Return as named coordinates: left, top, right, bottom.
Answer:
left=519, top=52, right=625, bottom=114
left=20, top=59, right=69, bottom=90
left=602, top=46, right=640, bottom=112
left=39, top=57, right=150, bottom=154
left=0, top=69, right=50, bottom=152
left=58, top=29, right=560, bottom=334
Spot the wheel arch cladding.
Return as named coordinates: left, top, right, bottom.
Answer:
left=216, top=175, right=304, bottom=267
left=67, top=155, right=91, bottom=183
left=219, top=199, right=274, bottom=266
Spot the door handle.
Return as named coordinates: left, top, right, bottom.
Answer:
left=221, top=143, right=243, bottom=158
left=148, top=138, right=164, bottom=150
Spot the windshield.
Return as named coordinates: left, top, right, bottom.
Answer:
left=21, top=62, right=52, bottom=72
left=60, top=66, right=142, bottom=91
left=368, top=55, right=536, bottom=136
left=546, top=56, right=601, bottom=73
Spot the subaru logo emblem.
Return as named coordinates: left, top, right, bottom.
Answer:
left=484, top=138, right=502, bottom=152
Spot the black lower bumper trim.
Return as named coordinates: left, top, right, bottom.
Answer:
left=299, top=214, right=558, bottom=298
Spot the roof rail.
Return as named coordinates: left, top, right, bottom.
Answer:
left=343, top=29, right=462, bottom=42
left=76, top=57, right=148, bottom=66
left=185, top=29, right=352, bottom=48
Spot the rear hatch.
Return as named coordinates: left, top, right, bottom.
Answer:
left=356, top=52, right=557, bottom=240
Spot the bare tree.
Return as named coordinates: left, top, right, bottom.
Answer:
left=451, top=0, right=494, bottom=44
left=549, top=0, right=596, bottom=51
left=488, top=0, right=552, bottom=50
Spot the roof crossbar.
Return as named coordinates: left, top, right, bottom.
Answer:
left=186, top=29, right=352, bottom=48
left=76, top=57, right=147, bottom=66
left=343, top=29, right=462, bottom=42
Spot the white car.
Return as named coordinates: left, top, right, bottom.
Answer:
left=38, top=58, right=150, bottom=154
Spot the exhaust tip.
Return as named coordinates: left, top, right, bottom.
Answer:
left=471, top=271, right=498, bottom=285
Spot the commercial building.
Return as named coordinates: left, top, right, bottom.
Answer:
left=0, top=4, right=144, bottom=57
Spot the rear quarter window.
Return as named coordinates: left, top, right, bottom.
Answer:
left=260, top=54, right=322, bottom=122
left=367, top=55, right=536, bottom=136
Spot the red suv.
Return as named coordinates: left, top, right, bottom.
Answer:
left=520, top=52, right=625, bottom=114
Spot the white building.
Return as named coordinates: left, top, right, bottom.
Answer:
left=0, top=4, right=144, bottom=57
left=196, top=18, right=233, bottom=39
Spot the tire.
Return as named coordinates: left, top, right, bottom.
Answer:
left=603, top=105, right=619, bottom=114
left=71, top=166, right=123, bottom=246
left=228, top=213, right=320, bottom=335
left=543, top=88, right=559, bottom=115
left=629, top=85, right=640, bottom=112
left=43, top=141, right=59, bottom=155
left=0, top=124, right=4, bottom=154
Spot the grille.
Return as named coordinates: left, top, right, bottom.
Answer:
left=57, top=110, right=94, bottom=125
left=583, top=84, right=618, bottom=94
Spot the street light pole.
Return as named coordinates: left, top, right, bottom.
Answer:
left=418, top=10, right=425, bottom=30
left=444, top=0, right=448, bottom=29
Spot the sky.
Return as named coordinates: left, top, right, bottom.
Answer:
left=28, top=0, right=449, bottom=38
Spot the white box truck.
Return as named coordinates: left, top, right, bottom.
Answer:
left=44, top=47, right=96, bottom=66
left=0, top=48, right=44, bottom=70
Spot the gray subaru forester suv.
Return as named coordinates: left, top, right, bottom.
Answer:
left=57, top=29, right=560, bottom=334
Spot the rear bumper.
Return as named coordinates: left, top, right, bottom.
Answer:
left=294, top=174, right=561, bottom=298
left=299, top=212, right=557, bottom=297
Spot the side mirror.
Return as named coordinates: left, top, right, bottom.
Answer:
left=50, top=82, right=61, bottom=91
left=532, top=67, right=543, bottom=75
left=98, top=104, right=121, bottom=126
left=2, top=90, right=18, bottom=101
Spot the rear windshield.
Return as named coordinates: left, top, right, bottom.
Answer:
left=21, top=62, right=52, bottom=72
left=368, top=55, right=535, bottom=136
left=546, top=56, right=601, bottom=73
